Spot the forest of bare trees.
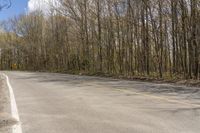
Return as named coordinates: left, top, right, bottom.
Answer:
left=0, top=0, right=199, bottom=80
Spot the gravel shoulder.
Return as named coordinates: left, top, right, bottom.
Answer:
left=0, top=75, right=17, bottom=132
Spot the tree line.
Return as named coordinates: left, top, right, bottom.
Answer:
left=0, top=0, right=199, bottom=79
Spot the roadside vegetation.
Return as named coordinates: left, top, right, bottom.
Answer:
left=0, top=0, right=199, bottom=81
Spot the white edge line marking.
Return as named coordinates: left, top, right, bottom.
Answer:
left=3, top=73, right=22, bottom=133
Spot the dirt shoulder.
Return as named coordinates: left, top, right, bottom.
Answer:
left=92, top=74, right=200, bottom=88
left=123, top=77, right=200, bottom=88
left=61, top=71, right=200, bottom=87
left=0, top=75, right=17, bottom=131
left=83, top=73, right=200, bottom=88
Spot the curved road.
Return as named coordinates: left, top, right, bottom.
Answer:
left=3, top=71, right=200, bottom=133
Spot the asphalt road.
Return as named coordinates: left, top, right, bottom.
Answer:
left=2, top=71, right=200, bottom=133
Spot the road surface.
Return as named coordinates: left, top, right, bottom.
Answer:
left=2, top=71, right=200, bottom=133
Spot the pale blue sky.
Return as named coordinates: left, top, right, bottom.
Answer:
left=0, top=0, right=28, bottom=21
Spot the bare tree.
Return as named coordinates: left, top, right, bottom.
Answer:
left=0, top=0, right=199, bottom=80
left=0, top=0, right=11, bottom=11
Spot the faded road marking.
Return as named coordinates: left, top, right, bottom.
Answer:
left=3, top=74, right=22, bottom=133
left=117, top=89, right=200, bottom=108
